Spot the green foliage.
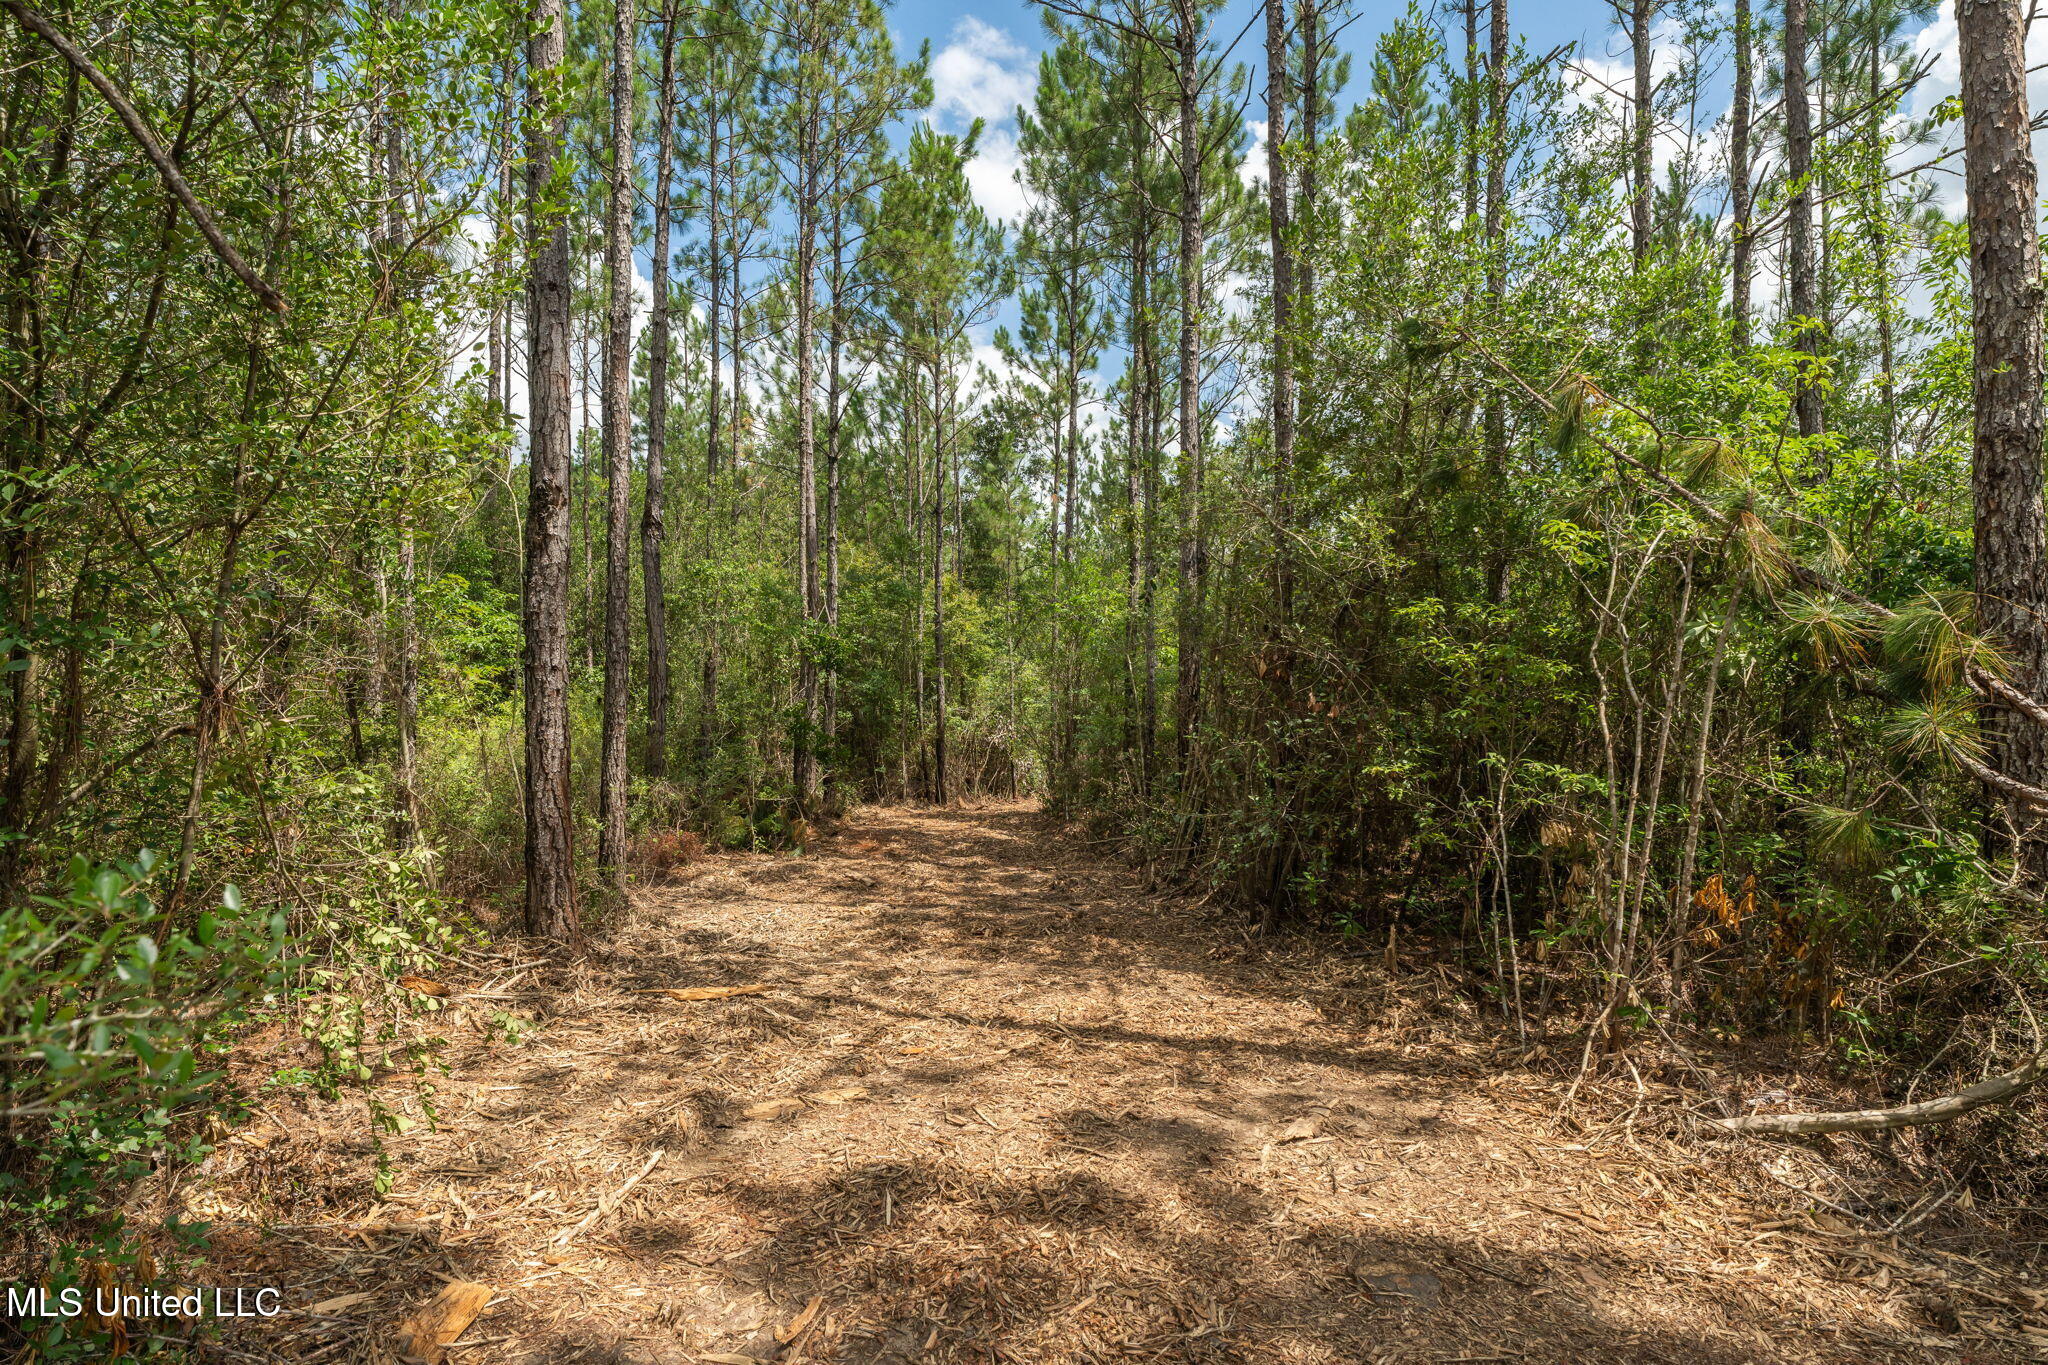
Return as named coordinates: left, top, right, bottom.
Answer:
left=0, top=864, right=285, bottom=1293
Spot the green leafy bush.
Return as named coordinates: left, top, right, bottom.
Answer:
left=1, top=854, right=287, bottom=1271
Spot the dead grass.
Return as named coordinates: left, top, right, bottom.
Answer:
left=173, top=802, right=2048, bottom=1363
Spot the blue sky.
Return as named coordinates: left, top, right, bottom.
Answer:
left=528, top=0, right=1987, bottom=435
left=897, top=0, right=1699, bottom=228
left=893, top=0, right=1975, bottom=233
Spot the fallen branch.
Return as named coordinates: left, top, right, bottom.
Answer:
left=3, top=0, right=287, bottom=314
left=553, top=1148, right=662, bottom=1244
left=1714, top=1047, right=2048, bottom=1135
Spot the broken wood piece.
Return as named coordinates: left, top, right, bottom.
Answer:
left=775, top=1294, right=824, bottom=1344
left=554, top=1149, right=663, bottom=1245
left=808, top=1086, right=868, bottom=1105
left=743, top=1097, right=807, bottom=1121
left=394, top=1281, right=492, bottom=1364
left=632, top=984, right=768, bottom=1001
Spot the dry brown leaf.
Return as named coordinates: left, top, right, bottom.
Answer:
left=635, top=984, right=768, bottom=1001
left=808, top=1087, right=869, bottom=1105
left=305, top=1290, right=376, bottom=1315
left=397, top=975, right=449, bottom=997
left=743, top=1097, right=806, bottom=1121
left=394, top=1281, right=492, bottom=1364
left=775, top=1294, right=824, bottom=1344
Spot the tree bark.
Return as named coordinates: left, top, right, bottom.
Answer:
left=1728, top=0, right=1753, bottom=349
left=596, top=0, right=635, bottom=878
left=643, top=3, right=675, bottom=780
left=793, top=81, right=822, bottom=816
left=383, top=0, right=420, bottom=855
left=1482, top=0, right=1509, bottom=604
left=1265, top=0, right=1294, bottom=630
left=1785, top=0, right=1822, bottom=438
left=1629, top=0, right=1655, bottom=263
left=700, top=62, right=724, bottom=783
left=824, top=189, right=847, bottom=800
left=1297, top=0, right=1319, bottom=319
left=930, top=361, right=947, bottom=803
left=1173, top=0, right=1206, bottom=787
left=1960, top=0, right=2048, bottom=885
left=524, top=0, right=578, bottom=937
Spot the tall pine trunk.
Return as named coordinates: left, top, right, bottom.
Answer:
left=700, top=71, right=724, bottom=784
left=929, top=362, right=947, bottom=802
left=1784, top=0, right=1822, bottom=438
left=1629, top=0, right=1654, bottom=263
left=596, top=0, right=635, bottom=877
left=1959, top=0, right=2048, bottom=884
left=1728, top=0, right=1753, bottom=349
left=524, top=0, right=577, bottom=936
left=1265, top=0, right=1294, bottom=629
left=793, top=89, right=821, bottom=815
left=382, top=1, right=420, bottom=854
left=642, top=4, right=675, bottom=778
left=1173, top=0, right=1205, bottom=789
left=1482, top=0, right=1509, bottom=604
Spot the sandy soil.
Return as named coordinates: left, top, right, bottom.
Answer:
left=184, top=803, right=2047, bottom=1364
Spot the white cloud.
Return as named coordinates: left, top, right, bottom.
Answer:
left=965, top=124, right=1032, bottom=225
left=1240, top=118, right=1268, bottom=192
left=932, top=17, right=1035, bottom=126
left=930, top=18, right=1038, bottom=224
left=1901, top=9, right=2048, bottom=217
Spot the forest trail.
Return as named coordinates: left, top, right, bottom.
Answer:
left=191, top=805, right=2030, bottom=1364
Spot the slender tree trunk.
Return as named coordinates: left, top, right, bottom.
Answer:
left=1141, top=231, right=1162, bottom=797
left=1125, top=124, right=1149, bottom=795
left=1462, top=0, right=1479, bottom=222
left=1672, top=581, right=1741, bottom=992
left=1868, top=27, right=1898, bottom=471
left=700, top=82, right=724, bottom=784
left=1482, top=0, right=1510, bottom=604
left=578, top=265, right=596, bottom=664
left=1266, top=0, right=1295, bottom=629
left=793, top=93, right=822, bottom=815
left=930, top=362, right=947, bottom=803
left=524, top=0, right=577, bottom=936
left=1629, top=0, right=1655, bottom=263
left=385, top=47, right=421, bottom=855
left=1960, top=0, right=2048, bottom=884
left=909, top=372, right=924, bottom=796
left=597, top=0, right=635, bottom=878
left=1173, top=0, right=1206, bottom=787
left=1296, top=0, right=1318, bottom=317
left=1729, top=0, right=1753, bottom=349
left=643, top=3, right=675, bottom=779
left=824, top=206, right=846, bottom=796
left=1785, top=0, right=1822, bottom=438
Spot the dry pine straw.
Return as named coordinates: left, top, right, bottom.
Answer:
left=161, top=803, right=2048, bottom=1364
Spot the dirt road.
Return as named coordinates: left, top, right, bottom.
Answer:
left=192, top=804, right=2033, bottom=1363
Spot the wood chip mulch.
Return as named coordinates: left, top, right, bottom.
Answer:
left=171, top=803, right=2048, bottom=1364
